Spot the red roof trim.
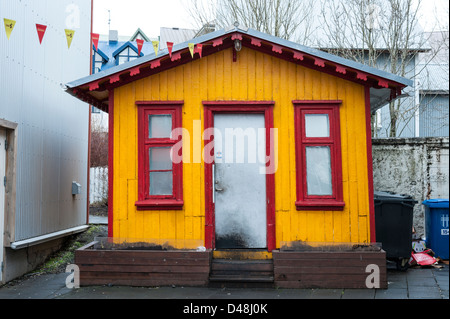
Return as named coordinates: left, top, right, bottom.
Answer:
left=250, top=37, right=262, bottom=47
left=272, top=44, right=283, bottom=54
left=293, top=52, right=304, bottom=60
left=212, top=37, right=223, bottom=47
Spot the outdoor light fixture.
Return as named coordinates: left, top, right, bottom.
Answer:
left=234, top=39, right=242, bottom=52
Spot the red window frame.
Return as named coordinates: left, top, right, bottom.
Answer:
left=135, top=101, right=184, bottom=210
left=293, top=100, right=345, bottom=211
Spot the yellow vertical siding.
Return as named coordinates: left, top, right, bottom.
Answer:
left=113, top=46, right=372, bottom=246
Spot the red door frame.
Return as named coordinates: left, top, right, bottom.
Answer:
left=203, top=101, right=276, bottom=251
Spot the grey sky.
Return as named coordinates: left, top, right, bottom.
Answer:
left=92, top=0, right=449, bottom=38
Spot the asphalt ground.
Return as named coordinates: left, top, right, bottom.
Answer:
left=0, top=263, right=447, bottom=300
left=1, top=216, right=447, bottom=316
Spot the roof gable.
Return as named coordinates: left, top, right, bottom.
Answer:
left=112, top=41, right=144, bottom=58
left=66, top=26, right=412, bottom=113
left=93, top=46, right=109, bottom=62
left=130, top=28, right=151, bottom=42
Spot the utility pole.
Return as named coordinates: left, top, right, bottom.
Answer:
left=108, top=9, right=111, bottom=32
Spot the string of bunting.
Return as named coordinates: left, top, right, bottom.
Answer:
left=3, top=18, right=76, bottom=48
left=4, top=17, right=215, bottom=59
left=91, top=33, right=208, bottom=61
left=3, top=18, right=75, bottom=49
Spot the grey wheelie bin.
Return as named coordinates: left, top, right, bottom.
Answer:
left=374, top=191, right=417, bottom=270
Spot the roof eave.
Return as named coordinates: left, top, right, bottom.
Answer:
left=66, top=26, right=412, bottom=113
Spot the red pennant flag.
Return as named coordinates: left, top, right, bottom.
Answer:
left=91, top=33, right=99, bottom=51
left=36, top=24, right=47, bottom=44
left=167, top=42, right=174, bottom=58
left=196, top=44, right=203, bottom=58
left=136, top=39, right=144, bottom=56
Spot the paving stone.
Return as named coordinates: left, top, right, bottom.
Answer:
left=309, top=289, right=343, bottom=299
left=387, top=274, right=408, bottom=289
left=341, top=289, right=376, bottom=299
left=375, top=288, right=408, bottom=299
left=408, top=286, right=442, bottom=299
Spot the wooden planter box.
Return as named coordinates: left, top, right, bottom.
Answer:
left=75, top=242, right=212, bottom=287
left=273, top=249, right=387, bottom=289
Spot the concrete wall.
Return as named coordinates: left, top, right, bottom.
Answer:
left=3, top=238, right=66, bottom=282
left=372, top=137, right=449, bottom=237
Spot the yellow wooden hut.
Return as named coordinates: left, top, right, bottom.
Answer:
left=68, top=27, right=411, bottom=288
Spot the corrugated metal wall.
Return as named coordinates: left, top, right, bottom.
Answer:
left=0, top=0, right=91, bottom=241
left=419, top=94, right=450, bottom=137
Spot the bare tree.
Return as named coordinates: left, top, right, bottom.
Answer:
left=316, top=0, right=384, bottom=67
left=183, top=0, right=318, bottom=45
left=319, top=0, right=444, bottom=137
left=184, top=0, right=447, bottom=137
left=90, top=116, right=108, bottom=167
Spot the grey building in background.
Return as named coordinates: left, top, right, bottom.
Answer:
left=0, top=0, right=92, bottom=283
left=417, top=31, right=449, bottom=138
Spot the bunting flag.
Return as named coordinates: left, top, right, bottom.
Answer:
left=136, top=39, right=144, bottom=56
left=65, top=29, right=75, bottom=48
left=3, top=18, right=16, bottom=40
left=36, top=24, right=47, bottom=44
left=196, top=44, right=203, bottom=58
left=1, top=16, right=210, bottom=59
left=152, top=40, right=159, bottom=56
left=91, top=33, right=99, bottom=51
left=167, top=42, right=174, bottom=58
left=188, top=43, right=195, bottom=58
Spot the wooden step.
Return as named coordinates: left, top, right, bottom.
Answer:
left=212, top=250, right=272, bottom=260
left=209, top=259, right=274, bottom=288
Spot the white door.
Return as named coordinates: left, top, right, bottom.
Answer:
left=0, top=128, right=6, bottom=282
left=213, top=114, right=267, bottom=249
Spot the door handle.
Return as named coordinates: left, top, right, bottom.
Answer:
left=214, top=178, right=224, bottom=192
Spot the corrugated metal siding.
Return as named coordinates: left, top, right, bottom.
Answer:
left=419, top=94, right=450, bottom=137
left=159, top=27, right=196, bottom=50
left=418, top=64, right=449, bottom=91
left=0, top=0, right=91, bottom=241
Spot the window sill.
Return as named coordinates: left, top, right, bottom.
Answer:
left=135, top=199, right=184, bottom=211
left=295, top=200, right=345, bottom=211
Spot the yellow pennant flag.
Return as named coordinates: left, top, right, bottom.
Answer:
left=188, top=43, right=195, bottom=58
left=152, top=40, right=159, bottom=56
left=4, top=18, right=16, bottom=40
left=65, top=29, right=75, bottom=48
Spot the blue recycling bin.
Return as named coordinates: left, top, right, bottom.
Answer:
left=423, top=199, right=449, bottom=260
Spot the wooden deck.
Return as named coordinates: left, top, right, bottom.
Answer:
left=273, top=250, right=387, bottom=289
left=75, top=243, right=387, bottom=289
left=75, top=242, right=211, bottom=287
